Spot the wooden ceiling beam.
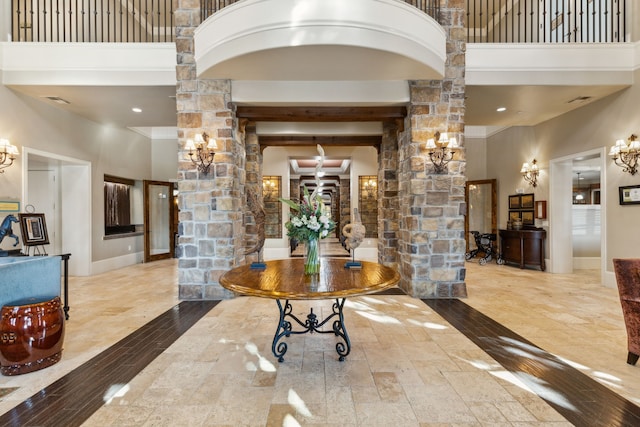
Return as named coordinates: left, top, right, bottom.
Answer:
left=299, top=175, right=342, bottom=181
left=236, top=106, right=407, bottom=122
left=259, top=135, right=381, bottom=152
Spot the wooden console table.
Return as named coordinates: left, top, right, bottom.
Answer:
left=219, top=258, right=400, bottom=362
left=498, top=228, right=546, bottom=271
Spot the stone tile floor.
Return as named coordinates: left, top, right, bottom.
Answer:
left=1, top=257, right=638, bottom=426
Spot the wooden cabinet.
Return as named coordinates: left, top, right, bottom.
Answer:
left=498, top=228, right=546, bottom=271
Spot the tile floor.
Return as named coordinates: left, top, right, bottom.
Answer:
left=0, top=257, right=638, bottom=426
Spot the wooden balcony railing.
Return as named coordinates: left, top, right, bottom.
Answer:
left=10, top=0, right=627, bottom=44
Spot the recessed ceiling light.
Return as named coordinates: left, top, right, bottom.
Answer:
left=132, top=107, right=142, bottom=113
left=43, top=96, right=71, bottom=105
left=496, top=107, right=507, bottom=112
left=567, top=96, right=592, bottom=104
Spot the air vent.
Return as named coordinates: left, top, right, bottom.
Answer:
left=43, top=96, right=71, bottom=105
left=567, top=96, right=592, bottom=104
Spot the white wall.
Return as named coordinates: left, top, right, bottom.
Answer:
left=152, top=138, right=179, bottom=181
left=485, top=126, right=550, bottom=230
left=0, top=86, right=154, bottom=270
left=484, top=68, right=640, bottom=281
left=465, top=137, right=487, bottom=181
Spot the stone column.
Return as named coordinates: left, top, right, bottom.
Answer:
left=244, top=124, right=262, bottom=264
left=175, top=1, right=245, bottom=300
left=397, top=0, right=467, bottom=298
left=378, top=123, right=399, bottom=269
left=339, top=178, right=351, bottom=242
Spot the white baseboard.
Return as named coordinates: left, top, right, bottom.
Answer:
left=91, top=252, right=143, bottom=276
left=603, top=270, right=617, bottom=289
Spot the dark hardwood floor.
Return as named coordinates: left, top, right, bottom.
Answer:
left=425, top=299, right=640, bottom=427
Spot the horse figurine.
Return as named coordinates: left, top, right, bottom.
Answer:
left=0, top=214, right=20, bottom=247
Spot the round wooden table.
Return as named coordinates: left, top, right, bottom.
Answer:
left=220, top=258, right=400, bottom=361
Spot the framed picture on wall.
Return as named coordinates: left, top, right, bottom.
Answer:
left=520, top=193, right=535, bottom=209
left=509, top=211, right=521, bottom=221
left=18, top=213, right=49, bottom=246
left=535, top=200, right=547, bottom=219
left=521, top=210, right=535, bottom=225
left=619, top=185, right=640, bottom=205
left=509, top=195, right=521, bottom=209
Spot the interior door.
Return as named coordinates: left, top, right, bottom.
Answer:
left=144, top=180, right=175, bottom=262
left=27, top=169, right=58, bottom=254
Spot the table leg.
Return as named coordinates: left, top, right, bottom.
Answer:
left=272, top=299, right=293, bottom=362
left=331, top=298, right=351, bottom=361
left=271, top=298, right=351, bottom=362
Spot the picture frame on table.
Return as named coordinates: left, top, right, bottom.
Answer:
left=619, top=185, right=640, bottom=205
left=18, top=213, right=49, bottom=246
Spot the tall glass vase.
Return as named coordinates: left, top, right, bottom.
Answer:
left=304, top=237, right=321, bottom=275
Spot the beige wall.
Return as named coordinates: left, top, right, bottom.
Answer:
left=465, top=137, right=487, bottom=180
left=152, top=139, right=179, bottom=181
left=0, top=86, right=154, bottom=265
left=485, top=126, right=549, bottom=229
left=483, top=69, right=640, bottom=274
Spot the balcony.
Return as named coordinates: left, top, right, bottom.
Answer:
left=2, top=0, right=635, bottom=131
left=8, top=0, right=626, bottom=44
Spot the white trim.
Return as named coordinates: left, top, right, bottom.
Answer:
left=1, top=42, right=177, bottom=85
left=21, top=147, right=92, bottom=276
left=549, top=147, right=607, bottom=287
left=130, top=127, right=178, bottom=139
left=232, top=80, right=410, bottom=106
left=466, top=43, right=636, bottom=85
left=464, top=126, right=510, bottom=139
left=195, top=0, right=445, bottom=81
left=91, top=252, right=143, bottom=275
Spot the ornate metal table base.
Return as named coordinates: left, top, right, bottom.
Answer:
left=272, top=298, right=351, bottom=362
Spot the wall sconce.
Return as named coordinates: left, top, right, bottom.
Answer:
left=520, top=159, right=539, bottom=187
left=425, top=131, right=458, bottom=174
left=185, top=132, right=217, bottom=175
left=0, top=138, right=19, bottom=173
left=609, top=134, right=640, bottom=175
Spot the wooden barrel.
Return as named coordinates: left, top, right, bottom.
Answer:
left=0, top=296, right=65, bottom=376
